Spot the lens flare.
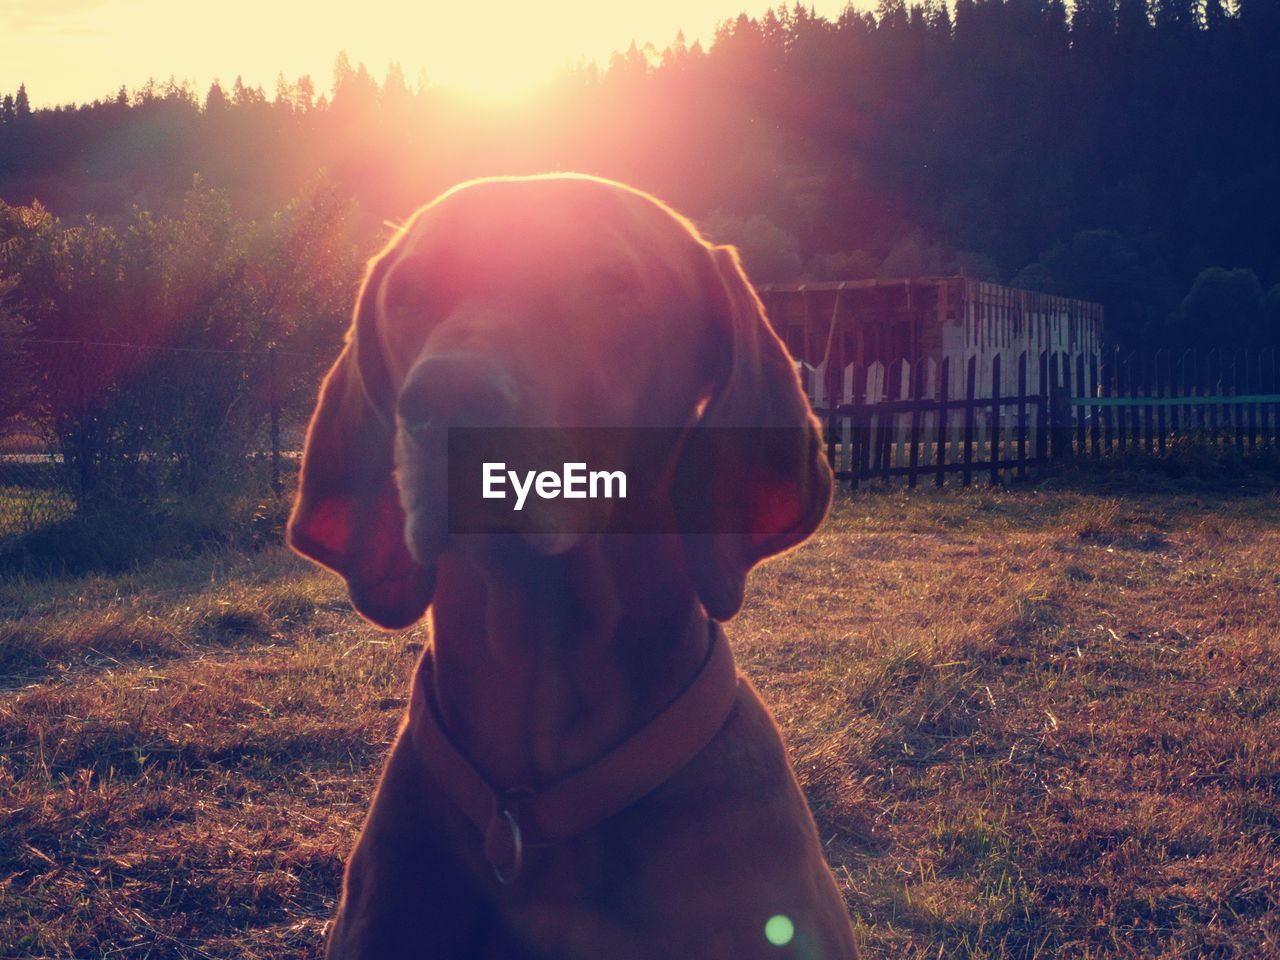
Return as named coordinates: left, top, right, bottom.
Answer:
left=765, top=914, right=795, bottom=947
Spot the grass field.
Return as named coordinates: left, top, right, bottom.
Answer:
left=2, top=473, right=1279, bottom=958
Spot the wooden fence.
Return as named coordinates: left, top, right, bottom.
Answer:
left=806, top=347, right=1280, bottom=488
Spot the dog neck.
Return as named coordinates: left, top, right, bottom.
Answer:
left=425, top=535, right=712, bottom=790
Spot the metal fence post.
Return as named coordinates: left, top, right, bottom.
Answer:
left=77, top=339, right=89, bottom=507
left=989, top=353, right=1001, bottom=485
left=269, top=346, right=282, bottom=496
left=1036, top=350, right=1049, bottom=466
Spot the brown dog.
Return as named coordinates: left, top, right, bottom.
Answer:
left=288, top=174, right=858, bottom=959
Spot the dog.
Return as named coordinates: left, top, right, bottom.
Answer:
left=288, top=174, right=858, bottom=959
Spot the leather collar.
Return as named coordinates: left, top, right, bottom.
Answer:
left=408, top=621, right=740, bottom=884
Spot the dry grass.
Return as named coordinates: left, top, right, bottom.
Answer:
left=3, top=479, right=1280, bottom=958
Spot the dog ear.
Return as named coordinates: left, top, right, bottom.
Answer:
left=674, top=244, right=833, bottom=621
left=287, top=251, right=435, bottom=630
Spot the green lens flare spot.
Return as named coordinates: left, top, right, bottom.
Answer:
left=765, top=914, right=795, bottom=947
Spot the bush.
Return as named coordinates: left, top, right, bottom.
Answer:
left=0, top=179, right=356, bottom=529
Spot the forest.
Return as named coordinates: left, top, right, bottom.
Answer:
left=2, top=0, right=1280, bottom=359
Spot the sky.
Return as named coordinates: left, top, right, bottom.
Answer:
left=1, top=0, right=855, bottom=108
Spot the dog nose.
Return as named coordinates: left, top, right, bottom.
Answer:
left=397, top=353, right=519, bottom=432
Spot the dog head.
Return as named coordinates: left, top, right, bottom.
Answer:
left=287, top=174, right=831, bottom=628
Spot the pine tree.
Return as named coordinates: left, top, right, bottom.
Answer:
left=296, top=75, right=315, bottom=113
left=1072, top=0, right=1116, bottom=47
left=663, top=30, right=691, bottom=71
left=927, top=0, right=953, bottom=37
left=232, top=75, right=266, bottom=107
left=1116, top=0, right=1151, bottom=41
left=1153, top=0, right=1197, bottom=34
left=877, top=0, right=909, bottom=30
left=1045, top=0, right=1070, bottom=45
left=14, top=83, right=31, bottom=120
left=204, top=80, right=228, bottom=113
left=382, top=62, right=411, bottom=113
left=952, top=0, right=976, bottom=38
left=332, top=51, right=354, bottom=95
left=908, top=2, right=928, bottom=33
left=606, top=41, right=649, bottom=86
left=761, top=7, right=787, bottom=54
left=330, top=54, right=377, bottom=117
left=274, top=73, right=295, bottom=110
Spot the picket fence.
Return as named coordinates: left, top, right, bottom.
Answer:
left=800, top=347, right=1280, bottom=488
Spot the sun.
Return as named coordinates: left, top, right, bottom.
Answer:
left=426, top=29, right=563, bottom=99
left=359, top=3, right=592, bottom=100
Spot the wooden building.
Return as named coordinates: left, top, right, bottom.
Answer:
left=759, top=277, right=1104, bottom=401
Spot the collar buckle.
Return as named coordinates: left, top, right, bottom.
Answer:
left=485, top=802, right=525, bottom=885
